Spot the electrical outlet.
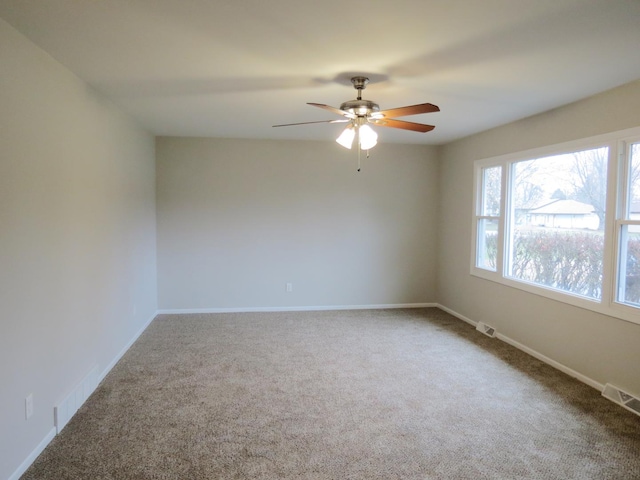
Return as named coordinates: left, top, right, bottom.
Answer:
left=25, top=394, right=33, bottom=420
left=286, top=282, right=293, bottom=292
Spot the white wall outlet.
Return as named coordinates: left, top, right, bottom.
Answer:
left=25, top=394, right=34, bottom=420
left=286, top=282, right=293, bottom=292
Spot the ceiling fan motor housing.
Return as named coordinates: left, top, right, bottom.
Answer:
left=339, top=99, right=380, bottom=117
left=340, top=76, right=380, bottom=116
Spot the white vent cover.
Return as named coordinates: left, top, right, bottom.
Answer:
left=54, top=365, right=99, bottom=433
left=602, top=383, right=640, bottom=417
left=476, top=322, right=496, bottom=338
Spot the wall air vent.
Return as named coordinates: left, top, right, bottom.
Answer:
left=602, top=383, right=640, bottom=417
left=54, top=365, right=99, bottom=433
left=476, top=322, right=496, bottom=338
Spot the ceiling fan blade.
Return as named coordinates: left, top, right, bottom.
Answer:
left=273, top=119, right=350, bottom=127
left=307, top=103, right=356, bottom=118
left=370, top=118, right=435, bottom=133
left=376, top=103, right=440, bottom=118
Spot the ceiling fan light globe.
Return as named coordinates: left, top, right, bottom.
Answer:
left=336, top=125, right=355, bottom=149
left=359, top=124, right=378, bottom=150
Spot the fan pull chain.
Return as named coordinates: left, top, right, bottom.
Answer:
left=356, top=141, right=371, bottom=172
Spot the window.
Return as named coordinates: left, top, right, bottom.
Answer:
left=617, top=141, right=640, bottom=307
left=476, top=166, right=501, bottom=271
left=507, top=147, right=608, bottom=300
left=472, top=127, right=640, bottom=325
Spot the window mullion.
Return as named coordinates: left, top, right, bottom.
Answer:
left=602, top=141, right=622, bottom=306
left=500, top=161, right=513, bottom=278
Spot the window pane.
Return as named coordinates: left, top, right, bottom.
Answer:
left=477, top=218, right=498, bottom=271
left=626, top=142, right=640, bottom=219
left=618, top=224, right=640, bottom=306
left=507, top=147, right=608, bottom=299
left=481, top=166, right=501, bottom=216
left=618, top=143, right=640, bottom=307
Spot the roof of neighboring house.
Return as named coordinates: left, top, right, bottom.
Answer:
left=528, top=199, right=595, bottom=215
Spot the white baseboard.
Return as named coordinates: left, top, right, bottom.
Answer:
left=436, top=303, right=605, bottom=392
left=436, top=303, right=477, bottom=327
left=8, top=427, right=56, bottom=480
left=495, top=332, right=604, bottom=391
left=98, top=311, right=157, bottom=383
left=157, top=303, right=437, bottom=315
left=56, top=311, right=157, bottom=433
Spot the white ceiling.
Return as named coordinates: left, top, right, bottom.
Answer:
left=2, top=0, right=640, bottom=145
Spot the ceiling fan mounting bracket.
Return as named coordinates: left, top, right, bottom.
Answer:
left=351, top=76, right=369, bottom=91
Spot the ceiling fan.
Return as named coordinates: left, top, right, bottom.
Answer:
left=273, top=76, right=439, bottom=151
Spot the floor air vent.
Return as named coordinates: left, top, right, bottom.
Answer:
left=476, top=322, right=496, bottom=338
left=602, top=383, right=640, bottom=417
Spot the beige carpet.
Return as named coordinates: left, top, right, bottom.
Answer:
left=21, top=308, right=640, bottom=479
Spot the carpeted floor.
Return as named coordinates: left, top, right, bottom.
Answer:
left=21, top=308, right=640, bottom=479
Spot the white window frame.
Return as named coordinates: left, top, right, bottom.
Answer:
left=470, top=126, right=640, bottom=326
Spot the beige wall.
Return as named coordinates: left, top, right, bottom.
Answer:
left=156, top=137, right=439, bottom=310
left=0, top=18, right=157, bottom=480
left=437, top=80, right=640, bottom=396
